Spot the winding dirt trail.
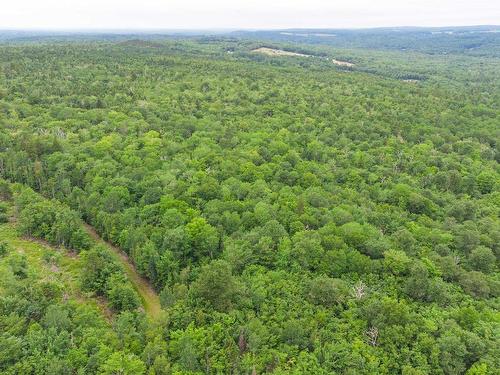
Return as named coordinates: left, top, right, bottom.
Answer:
left=83, top=224, right=162, bottom=319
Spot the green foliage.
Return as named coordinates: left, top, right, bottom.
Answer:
left=42, top=305, right=71, bottom=332
left=0, top=221, right=145, bottom=374
left=16, top=188, right=91, bottom=251
left=0, top=241, right=9, bottom=257
left=0, top=213, right=8, bottom=223
left=468, top=246, right=496, bottom=273
left=438, top=332, right=468, bottom=375
left=0, top=35, right=498, bottom=374
left=384, top=249, right=411, bottom=275
left=459, top=271, right=490, bottom=299
left=8, top=252, right=28, bottom=279
left=340, top=222, right=387, bottom=258
left=107, top=274, right=140, bottom=312
left=476, top=172, right=497, bottom=194
left=100, top=351, right=146, bottom=375
left=306, top=275, right=349, bottom=307
left=0, top=179, right=12, bottom=200
left=81, top=246, right=140, bottom=312
left=81, top=245, right=122, bottom=295
left=190, top=259, right=240, bottom=312
left=185, top=217, right=219, bottom=260
left=169, top=323, right=205, bottom=372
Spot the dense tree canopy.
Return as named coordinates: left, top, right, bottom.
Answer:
left=0, top=33, right=498, bottom=374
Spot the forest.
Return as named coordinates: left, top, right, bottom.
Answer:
left=0, top=30, right=499, bottom=374
left=231, top=26, right=500, bottom=57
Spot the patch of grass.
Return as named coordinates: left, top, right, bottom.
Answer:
left=0, top=220, right=112, bottom=320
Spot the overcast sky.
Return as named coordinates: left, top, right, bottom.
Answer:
left=1, top=0, right=499, bottom=30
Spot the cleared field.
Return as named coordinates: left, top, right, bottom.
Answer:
left=332, top=58, right=354, bottom=67
left=252, top=47, right=355, bottom=67
left=252, top=47, right=312, bottom=57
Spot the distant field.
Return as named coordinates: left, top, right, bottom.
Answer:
left=252, top=46, right=355, bottom=66
left=331, top=58, right=354, bottom=67
left=251, top=46, right=312, bottom=57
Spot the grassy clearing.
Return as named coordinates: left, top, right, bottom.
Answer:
left=252, top=47, right=355, bottom=67
left=3, top=187, right=161, bottom=320
left=251, top=47, right=312, bottom=57
left=0, top=220, right=113, bottom=320
left=331, top=58, right=354, bottom=67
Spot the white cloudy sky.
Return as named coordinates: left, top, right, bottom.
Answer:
left=1, top=0, right=499, bottom=30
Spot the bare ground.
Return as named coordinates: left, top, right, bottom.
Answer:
left=252, top=47, right=312, bottom=58
left=252, top=47, right=355, bottom=67
left=331, top=59, right=355, bottom=67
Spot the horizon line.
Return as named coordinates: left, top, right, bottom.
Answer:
left=1, top=24, right=499, bottom=33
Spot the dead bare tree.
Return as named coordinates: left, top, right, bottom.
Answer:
left=366, top=326, right=379, bottom=346
left=352, top=281, right=367, bottom=300
left=238, top=329, right=247, bottom=354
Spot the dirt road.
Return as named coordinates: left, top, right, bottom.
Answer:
left=83, top=224, right=162, bottom=319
